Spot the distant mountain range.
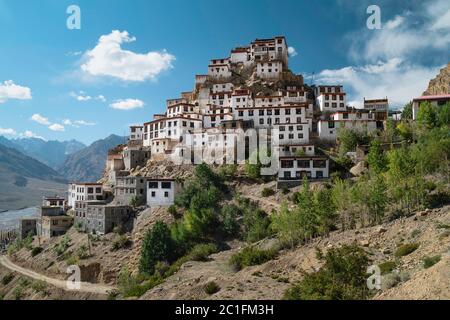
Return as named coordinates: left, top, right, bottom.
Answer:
left=0, top=143, right=67, bottom=211
left=58, top=134, right=126, bottom=182
left=0, top=137, right=85, bottom=168
left=0, top=134, right=125, bottom=210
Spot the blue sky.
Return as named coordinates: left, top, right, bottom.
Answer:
left=0, top=0, right=449, bottom=144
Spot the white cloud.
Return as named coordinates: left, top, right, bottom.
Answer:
left=81, top=30, right=175, bottom=82
left=70, top=91, right=106, bottom=102
left=70, top=91, right=92, bottom=101
left=349, top=1, right=450, bottom=62
left=0, top=127, right=16, bottom=136
left=288, top=47, right=298, bottom=57
left=385, top=15, right=404, bottom=30
left=22, top=130, right=45, bottom=140
left=48, top=124, right=65, bottom=132
left=66, top=51, right=83, bottom=57
left=63, top=119, right=96, bottom=127
left=110, top=98, right=145, bottom=110
left=316, top=1, right=450, bottom=109
left=31, top=114, right=51, bottom=125
left=96, top=95, right=106, bottom=102
left=0, top=80, right=32, bottom=103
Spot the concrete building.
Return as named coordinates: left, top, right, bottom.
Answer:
left=315, top=86, right=347, bottom=112
left=40, top=215, right=73, bottom=239
left=364, top=98, right=389, bottom=112
left=129, top=125, right=144, bottom=141
left=74, top=202, right=132, bottom=235
left=208, top=58, right=232, bottom=79
left=412, top=94, right=450, bottom=120
left=68, top=183, right=104, bottom=208
left=42, top=196, right=66, bottom=208
left=278, top=156, right=329, bottom=185
left=147, top=179, right=181, bottom=207
left=114, top=176, right=147, bottom=206
left=256, top=61, right=283, bottom=79
left=19, top=218, right=37, bottom=239
left=250, top=36, right=289, bottom=66
left=317, top=109, right=379, bottom=141
left=123, top=147, right=150, bottom=171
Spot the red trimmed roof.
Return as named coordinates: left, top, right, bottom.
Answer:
left=413, top=94, right=450, bottom=101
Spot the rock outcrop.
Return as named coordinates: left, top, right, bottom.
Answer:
left=423, top=63, right=450, bottom=95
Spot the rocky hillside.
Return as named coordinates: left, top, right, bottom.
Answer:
left=0, top=144, right=66, bottom=211
left=4, top=177, right=449, bottom=300
left=423, top=63, right=450, bottom=95
left=59, top=135, right=126, bottom=182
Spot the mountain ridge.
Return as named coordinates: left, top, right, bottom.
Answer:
left=58, top=134, right=126, bottom=182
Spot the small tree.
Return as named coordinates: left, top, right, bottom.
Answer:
left=129, top=196, right=141, bottom=208
left=417, top=101, right=438, bottom=128
left=367, top=139, right=388, bottom=174
left=139, top=221, right=175, bottom=275
left=401, top=101, right=413, bottom=120
left=284, top=245, right=371, bottom=300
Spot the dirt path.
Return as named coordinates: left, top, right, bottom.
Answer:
left=0, top=255, right=115, bottom=295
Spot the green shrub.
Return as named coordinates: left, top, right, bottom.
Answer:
left=31, top=246, right=43, bottom=257
left=187, top=243, right=218, bottom=262
left=395, top=243, right=420, bottom=257
left=77, top=245, right=91, bottom=259
left=423, top=255, right=441, bottom=269
left=410, top=229, right=421, bottom=238
left=13, top=286, right=24, bottom=300
left=437, top=223, right=450, bottom=230
left=107, top=290, right=119, bottom=300
left=261, top=188, right=275, bottom=197
left=65, top=255, right=79, bottom=266
left=117, top=268, right=162, bottom=298
left=112, top=235, right=130, bottom=251
left=168, top=205, right=181, bottom=219
left=53, top=236, right=71, bottom=256
left=204, top=281, right=220, bottom=295
left=75, top=222, right=84, bottom=232
left=229, top=247, right=277, bottom=271
left=31, top=280, right=48, bottom=294
left=1, top=273, right=15, bottom=285
left=378, top=261, right=397, bottom=275
left=139, top=221, right=175, bottom=275
left=220, top=204, right=241, bottom=237
left=113, top=225, right=125, bottom=235
left=283, top=245, right=370, bottom=300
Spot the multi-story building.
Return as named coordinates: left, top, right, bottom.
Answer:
left=127, top=36, right=390, bottom=187
left=42, top=196, right=66, bottom=208
left=250, top=36, right=289, bottom=66
left=317, top=109, right=378, bottom=141
left=74, top=202, right=132, bottom=235
left=68, top=183, right=104, bottom=208
left=19, top=218, right=38, bottom=239
left=315, top=85, right=347, bottom=112
left=123, top=147, right=150, bottom=171
left=129, top=125, right=144, bottom=141
left=114, top=176, right=147, bottom=206
left=412, top=94, right=450, bottom=120
left=147, top=179, right=181, bottom=207
left=40, top=215, right=73, bottom=239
